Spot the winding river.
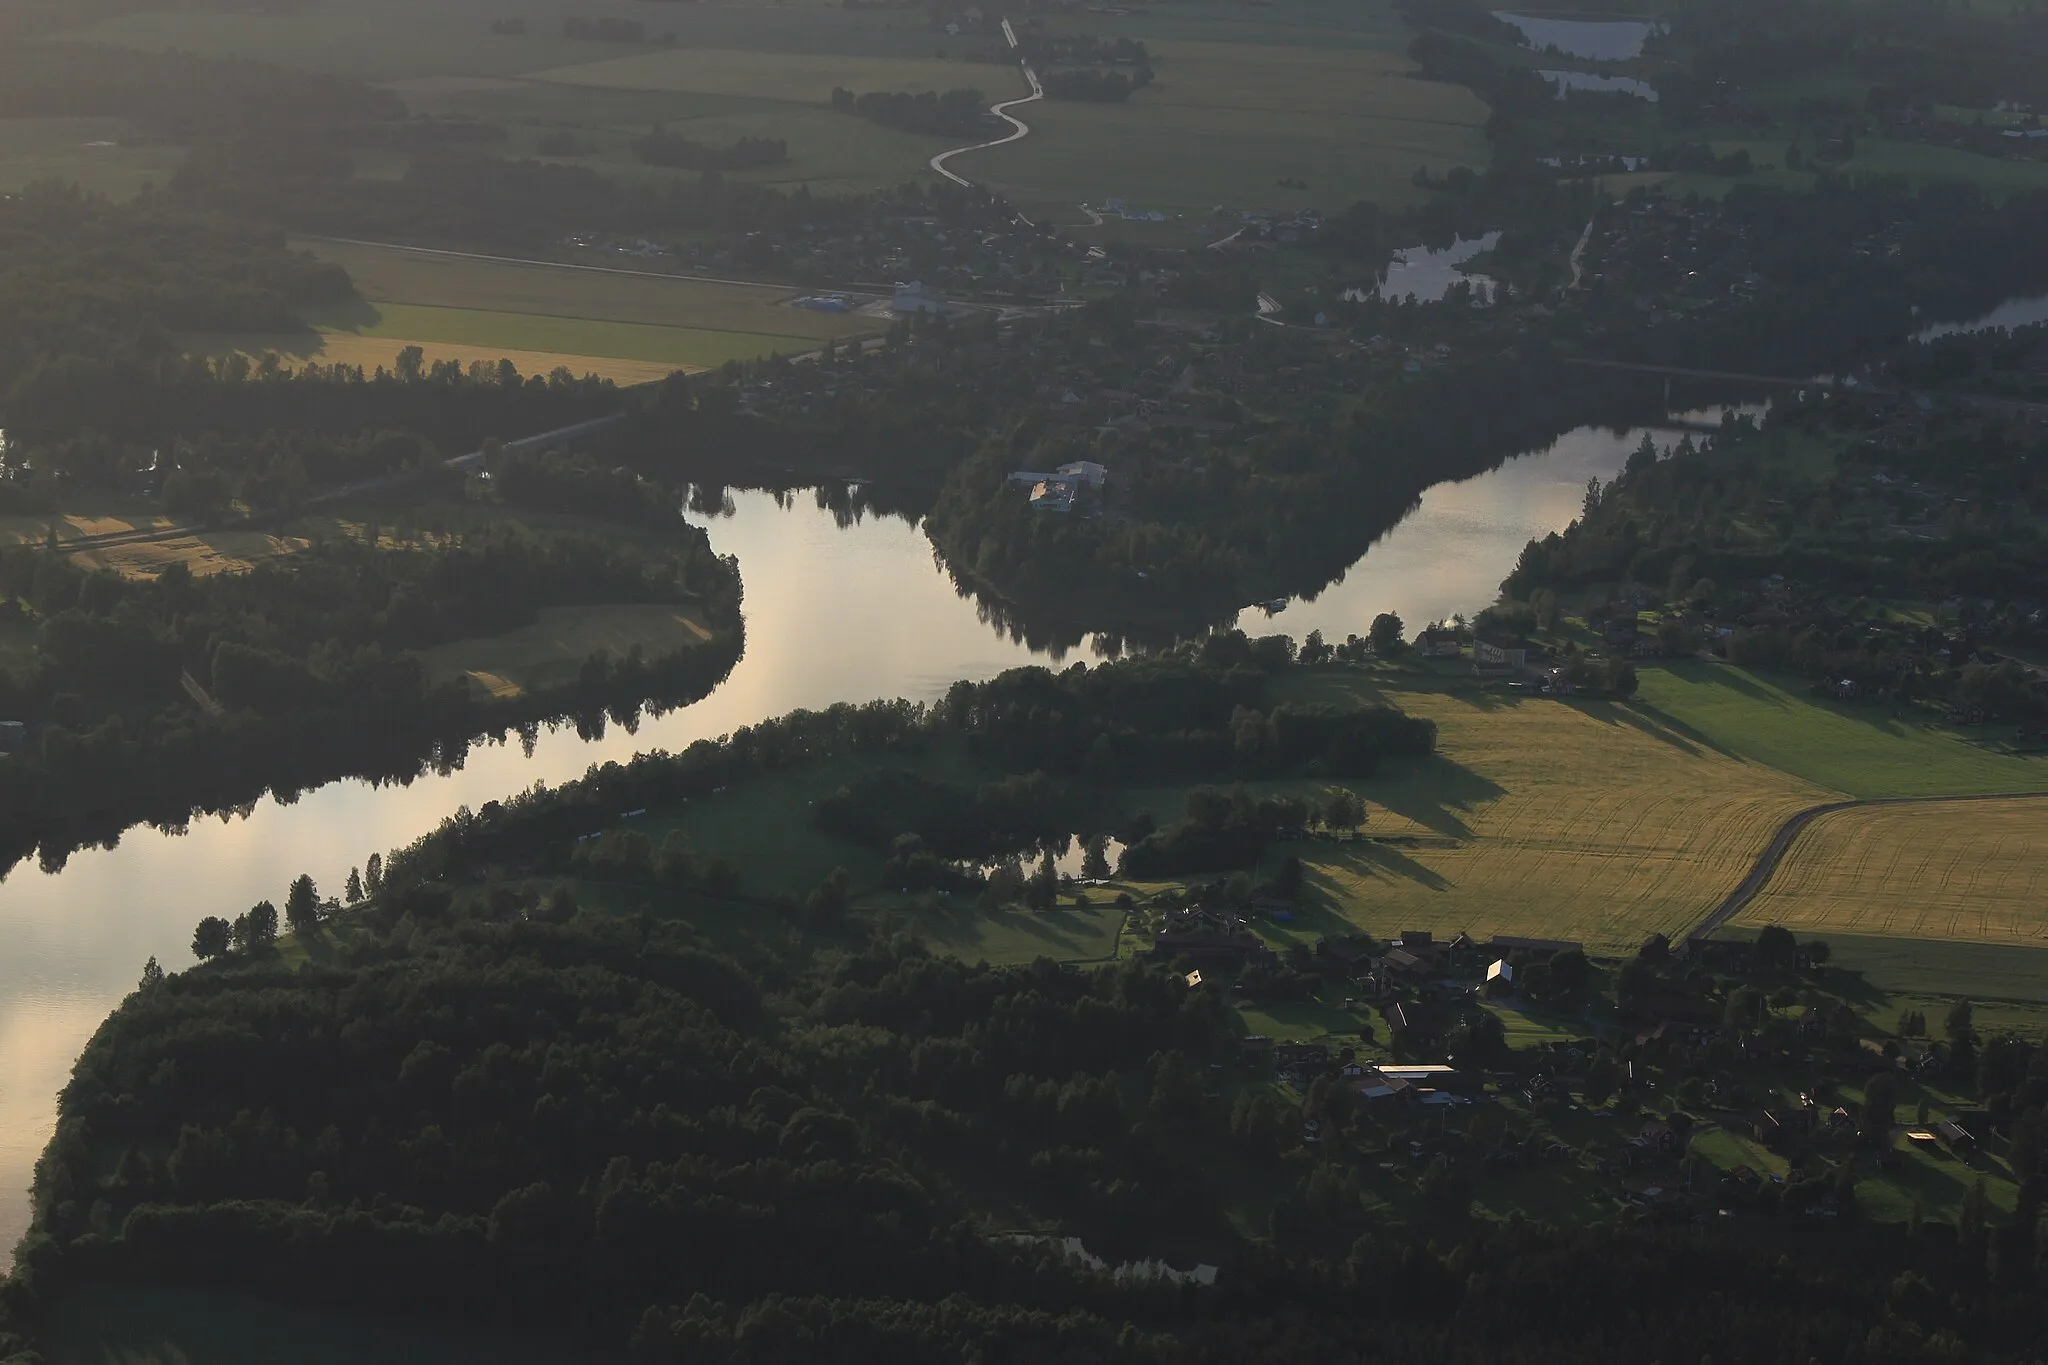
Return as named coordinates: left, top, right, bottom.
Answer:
left=0, top=417, right=1696, bottom=1252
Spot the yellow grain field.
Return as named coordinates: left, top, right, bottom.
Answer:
left=1282, top=679, right=1835, bottom=949
left=188, top=333, right=687, bottom=386
left=422, top=603, right=713, bottom=699
left=1734, top=798, right=2048, bottom=945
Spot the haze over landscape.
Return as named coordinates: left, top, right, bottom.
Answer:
left=1, top=0, right=2047, bottom=1360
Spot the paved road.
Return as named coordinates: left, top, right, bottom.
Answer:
left=931, top=17, right=1043, bottom=189
left=54, top=414, right=627, bottom=556
left=1685, top=789, right=2048, bottom=944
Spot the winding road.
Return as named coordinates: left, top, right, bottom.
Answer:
left=930, top=18, right=1043, bottom=190
left=1684, top=789, right=2048, bottom=944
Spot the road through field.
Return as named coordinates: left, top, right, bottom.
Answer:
left=931, top=17, right=1042, bottom=189
left=1688, top=789, right=2048, bottom=944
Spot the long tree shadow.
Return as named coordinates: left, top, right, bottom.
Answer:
left=1324, top=840, right=1454, bottom=893
left=1578, top=698, right=1732, bottom=761
left=1367, top=755, right=1502, bottom=841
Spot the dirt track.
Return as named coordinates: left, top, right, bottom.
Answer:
left=1685, top=789, right=2048, bottom=943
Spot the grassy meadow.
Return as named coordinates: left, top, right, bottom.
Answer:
left=47, top=0, right=1483, bottom=225
left=0, top=117, right=184, bottom=199
left=1633, top=662, right=2048, bottom=799
left=960, top=29, right=1488, bottom=223
left=422, top=603, right=714, bottom=699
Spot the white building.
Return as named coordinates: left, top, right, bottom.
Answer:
left=1055, top=460, right=1108, bottom=489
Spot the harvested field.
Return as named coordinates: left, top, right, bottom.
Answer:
left=188, top=332, right=686, bottom=387
left=1733, top=797, right=2048, bottom=946
left=298, top=240, right=874, bottom=341
left=1269, top=675, right=1835, bottom=950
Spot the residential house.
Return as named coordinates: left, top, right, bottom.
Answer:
left=1029, top=480, right=1075, bottom=513
left=1416, top=627, right=1463, bottom=658
left=1055, top=460, right=1108, bottom=489
left=1472, top=641, right=1527, bottom=675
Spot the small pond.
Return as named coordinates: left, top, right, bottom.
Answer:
left=1347, top=232, right=1501, bottom=305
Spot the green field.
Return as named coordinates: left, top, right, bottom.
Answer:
left=311, top=301, right=812, bottom=370
left=0, top=116, right=185, bottom=199
left=54, top=0, right=1481, bottom=219
left=302, top=239, right=872, bottom=340
left=187, top=237, right=881, bottom=379
left=1633, top=662, right=2048, bottom=799
left=1761, top=930, right=2048, bottom=1006
left=961, top=33, right=1488, bottom=221
left=527, top=48, right=996, bottom=104
left=421, top=603, right=715, bottom=699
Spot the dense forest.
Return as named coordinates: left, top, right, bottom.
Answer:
left=353, top=634, right=1431, bottom=901
left=6, top=830, right=2048, bottom=1363
left=0, top=519, right=743, bottom=875
left=922, top=341, right=1627, bottom=632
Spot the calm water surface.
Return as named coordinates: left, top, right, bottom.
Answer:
left=1350, top=233, right=1502, bottom=305
left=0, top=422, right=1689, bottom=1253
left=1494, top=12, right=1662, bottom=61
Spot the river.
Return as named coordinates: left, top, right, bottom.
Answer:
left=0, top=419, right=1690, bottom=1253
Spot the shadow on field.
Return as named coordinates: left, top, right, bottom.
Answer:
left=1679, top=661, right=1779, bottom=701
left=1582, top=699, right=1736, bottom=761
left=1371, top=756, right=1500, bottom=840
left=1319, top=841, right=1453, bottom=893
left=301, top=298, right=387, bottom=334
left=1282, top=878, right=1369, bottom=936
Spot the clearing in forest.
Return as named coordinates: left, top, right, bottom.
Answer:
left=1265, top=676, right=1834, bottom=951
left=421, top=603, right=714, bottom=700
